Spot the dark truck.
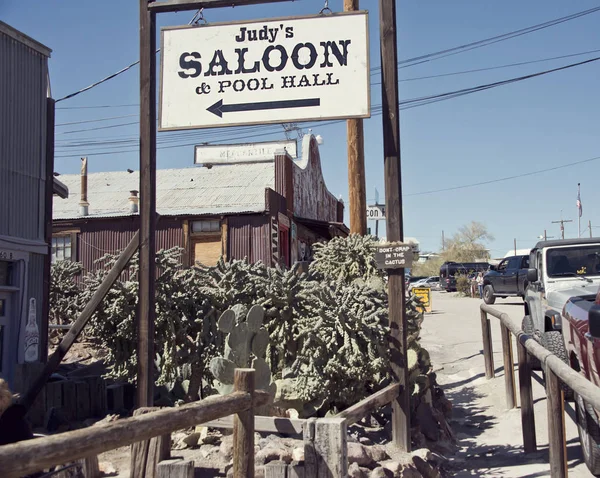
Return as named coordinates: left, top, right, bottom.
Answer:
left=482, top=254, right=529, bottom=304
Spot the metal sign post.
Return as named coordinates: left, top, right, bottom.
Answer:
left=379, top=0, right=410, bottom=451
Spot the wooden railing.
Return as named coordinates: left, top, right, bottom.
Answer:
left=0, top=369, right=264, bottom=478
left=480, top=304, right=600, bottom=478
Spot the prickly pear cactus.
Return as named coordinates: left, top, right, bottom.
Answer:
left=209, top=304, right=274, bottom=396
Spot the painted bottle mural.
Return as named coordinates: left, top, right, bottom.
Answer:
left=24, top=298, right=39, bottom=362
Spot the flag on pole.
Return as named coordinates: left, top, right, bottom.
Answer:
left=577, top=183, right=583, bottom=218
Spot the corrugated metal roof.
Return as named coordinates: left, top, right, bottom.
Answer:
left=53, top=163, right=274, bottom=220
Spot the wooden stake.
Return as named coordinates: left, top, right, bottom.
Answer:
left=517, top=340, right=536, bottom=453
left=480, top=309, right=495, bottom=379
left=501, top=324, right=516, bottom=409
left=344, top=0, right=367, bottom=236
left=233, top=369, right=255, bottom=478
left=379, top=0, right=410, bottom=451
left=138, top=0, right=157, bottom=408
left=546, top=368, right=567, bottom=478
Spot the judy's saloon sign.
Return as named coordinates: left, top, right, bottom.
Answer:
left=159, top=12, right=370, bottom=130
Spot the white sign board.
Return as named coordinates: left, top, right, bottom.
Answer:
left=367, top=205, right=386, bottom=221
left=159, top=12, right=370, bottom=130
left=195, top=140, right=297, bottom=164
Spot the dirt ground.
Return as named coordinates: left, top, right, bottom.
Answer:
left=420, top=291, right=593, bottom=477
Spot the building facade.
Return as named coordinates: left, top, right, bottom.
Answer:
left=0, top=22, right=61, bottom=385
left=52, top=135, right=347, bottom=272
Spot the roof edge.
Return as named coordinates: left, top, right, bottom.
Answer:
left=0, top=21, right=52, bottom=57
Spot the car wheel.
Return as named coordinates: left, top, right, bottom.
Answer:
left=483, top=285, right=495, bottom=304
left=542, top=330, right=574, bottom=401
left=521, top=315, right=541, bottom=370
left=576, top=392, right=600, bottom=475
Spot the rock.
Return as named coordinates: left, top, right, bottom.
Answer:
left=416, top=403, right=440, bottom=442
left=199, top=444, right=217, bottom=459
left=220, top=435, right=234, bottom=459
left=255, top=444, right=293, bottom=465
left=182, top=432, right=201, bottom=447
left=411, top=448, right=432, bottom=463
left=370, top=466, right=393, bottom=477
left=349, top=462, right=366, bottom=478
left=359, top=436, right=374, bottom=446
left=172, top=431, right=189, bottom=450
left=292, top=447, right=304, bottom=462
left=412, top=456, right=440, bottom=478
left=98, top=461, right=117, bottom=474
left=348, top=442, right=373, bottom=467
left=399, top=466, right=423, bottom=478
left=367, top=445, right=390, bottom=462
left=287, top=408, right=300, bottom=419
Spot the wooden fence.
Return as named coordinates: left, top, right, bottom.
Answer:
left=0, top=369, right=263, bottom=478
left=480, top=304, right=600, bottom=478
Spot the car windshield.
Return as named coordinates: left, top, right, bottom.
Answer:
left=546, top=245, right=600, bottom=278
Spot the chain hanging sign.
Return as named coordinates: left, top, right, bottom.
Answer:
left=159, top=12, right=370, bottom=130
left=374, top=242, right=413, bottom=269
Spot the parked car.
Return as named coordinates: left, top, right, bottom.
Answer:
left=482, top=255, right=529, bottom=304
left=409, top=276, right=440, bottom=292
left=439, top=262, right=490, bottom=292
left=405, top=275, right=427, bottom=289
left=523, top=238, right=600, bottom=403
left=561, top=281, right=600, bottom=474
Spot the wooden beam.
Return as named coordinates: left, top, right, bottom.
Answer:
left=500, top=323, right=516, bottom=409
left=202, top=415, right=304, bottom=435
left=517, top=340, right=536, bottom=453
left=546, top=368, right=567, bottom=478
left=19, top=232, right=140, bottom=411
left=336, top=383, right=400, bottom=426
left=148, top=0, right=295, bottom=13
left=379, top=0, right=410, bottom=452
left=0, top=390, right=271, bottom=478
left=138, top=0, right=157, bottom=409
left=480, top=309, right=495, bottom=379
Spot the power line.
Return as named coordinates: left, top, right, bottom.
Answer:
left=54, top=5, right=600, bottom=104
left=56, top=114, right=138, bottom=126
left=54, top=55, right=600, bottom=145
left=406, top=156, right=600, bottom=197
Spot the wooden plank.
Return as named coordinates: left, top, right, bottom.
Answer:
left=379, top=0, right=410, bottom=452
left=233, top=369, right=255, bottom=478
left=148, top=0, right=294, bottom=13
left=480, top=309, right=495, bottom=379
left=336, top=383, right=399, bottom=426
left=61, top=381, right=78, bottom=421
left=303, top=418, right=317, bottom=478
left=107, top=384, right=125, bottom=412
left=500, top=324, right=516, bottom=409
left=0, top=391, right=260, bottom=478
left=79, top=456, right=100, bottom=478
left=202, top=415, right=305, bottom=435
left=157, top=459, right=194, bottom=478
left=130, top=408, right=171, bottom=478
left=19, top=232, right=140, bottom=411
left=76, top=381, right=91, bottom=421
left=88, top=376, right=107, bottom=417
left=138, top=0, right=157, bottom=409
left=288, top=464, right=304, bottom=478
left=46, top=381, right=63, bottom=413
left=264, top=461, right=288, bottom=478
left=546, top=368, right=567, bottom=478
left=314, top=418, right=347, bottom=478
left=517, top=341, right=536, bottom=453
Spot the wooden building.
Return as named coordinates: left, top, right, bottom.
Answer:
left=52, top=135, right=347, bottom=271
left=0, top=22, right=67, bottom=385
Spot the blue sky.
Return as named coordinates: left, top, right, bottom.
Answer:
left=2, top=0, right=600, bottom=256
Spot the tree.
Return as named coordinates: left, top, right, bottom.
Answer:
left=442, top=221, right=494, bottom=262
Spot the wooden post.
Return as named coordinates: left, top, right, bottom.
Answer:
left=546, top=368, right=567, bottom=478
left=233, top=369, right=255, bottom=478
left=314, top=418, right=348, bottom=478
left=481, top=309, right=495, bottom=379
left=157, top=459, right=194, bottom=478
left=19, top=233, right=140, bottom=411
left=501, top=324, right=517, bottom=409
left=517, top=340, right=536, bottom=452
left=130, top=407, right=171, bottom=478
left=344, top=0, right=367, bottom=236
left=379, top=0, right=410, bottom=452
left=138, top=0, right=157, bottom=408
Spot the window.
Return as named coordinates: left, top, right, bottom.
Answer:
left=497, top=260, right=507, bottom=272
left=52, top=235, right=72, bottom=263
left=507, top=257, right=521, bottom=270
left=191, top=220, right=220, bottom=233
left=0, top=262, right=13, bottom=286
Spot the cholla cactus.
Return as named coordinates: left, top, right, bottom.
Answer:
left=209, top=304, right=273, bottom=395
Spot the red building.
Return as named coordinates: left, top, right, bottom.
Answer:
left=52, top=135, right=347, bottom=270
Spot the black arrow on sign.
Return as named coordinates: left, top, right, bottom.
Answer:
left=206, top=98, right=320, bottom=118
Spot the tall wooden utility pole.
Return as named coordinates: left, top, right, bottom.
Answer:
left=138, top=0, right=157, bottom=408
left=552, top=218, right=572, bottom=240
left=590, top=220, right=593, bottom=238
left=379, top=0, right=410, bottom=451
left=345, top=0, right=367, bottom=235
